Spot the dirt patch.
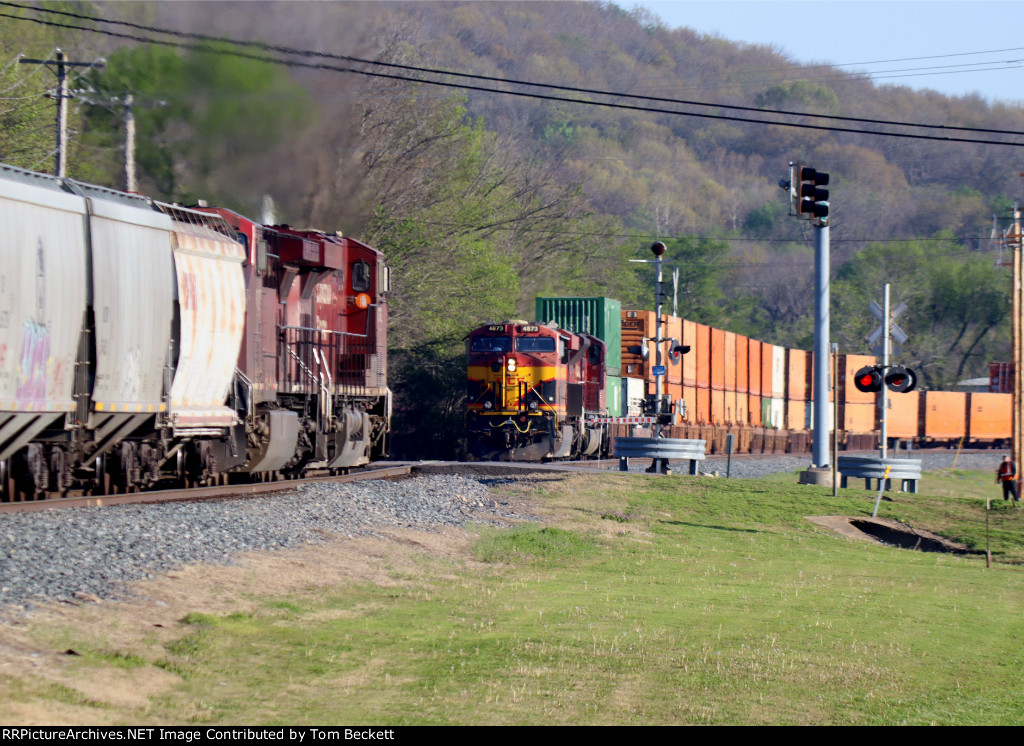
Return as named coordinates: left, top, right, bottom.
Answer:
left=806, top=515, right=971, bottom=554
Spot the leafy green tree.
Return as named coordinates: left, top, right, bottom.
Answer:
left=832, top=237, right=1009, bottom=388
left=81, top=43, right=309, bottom=203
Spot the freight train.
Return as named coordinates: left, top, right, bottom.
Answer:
left=467, top=296, right=1010, bottom=460
left=0, top=163, right=389, bottom=501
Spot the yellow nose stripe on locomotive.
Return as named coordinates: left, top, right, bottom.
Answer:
left=468, top=364, right=558, bottom=410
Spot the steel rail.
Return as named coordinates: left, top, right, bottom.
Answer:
left=0, top=463, right=416, bottom=514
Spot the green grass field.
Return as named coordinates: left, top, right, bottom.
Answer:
left=3, top=468, right=1022, bottom=725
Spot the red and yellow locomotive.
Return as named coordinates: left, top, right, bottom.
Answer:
left=466, top=321, right=608, bottom=460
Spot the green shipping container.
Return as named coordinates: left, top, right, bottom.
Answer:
left=535, top=296, right=622, bottom=375
left=606, top=377, right=622, bottom=416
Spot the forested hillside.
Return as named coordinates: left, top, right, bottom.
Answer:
left=0, top=1, right=1019, bottom=455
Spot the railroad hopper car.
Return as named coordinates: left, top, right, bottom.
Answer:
left=466, top=321, right=608, bottom=460
left=0, top=163, right=389, bottom=500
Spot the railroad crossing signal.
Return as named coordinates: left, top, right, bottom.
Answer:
left=854, top=365, right=884, bottom=393
left=869, top=300, right=907, bottom=355
left=853, top=364, right=917, bottom=393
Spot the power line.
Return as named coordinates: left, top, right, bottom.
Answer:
left=3, top=3, right=1024, bottom=148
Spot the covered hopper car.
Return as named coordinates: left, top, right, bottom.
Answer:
left=0, top=163, right=389, bottom=500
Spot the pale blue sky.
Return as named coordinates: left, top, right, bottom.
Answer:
left=629, top=1, right=1024, bottom=104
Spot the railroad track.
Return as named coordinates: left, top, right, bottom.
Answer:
left=0, top=463, right=418, bottom=515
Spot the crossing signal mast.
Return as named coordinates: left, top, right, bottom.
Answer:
left=782, top=162, right=831, bottom=473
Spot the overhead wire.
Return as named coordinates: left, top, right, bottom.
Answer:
left=2, top=2, right=1024, bottom=148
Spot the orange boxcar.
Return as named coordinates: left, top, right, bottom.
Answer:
left=748, top=394, right=762, bottom=426
left=841, top=401, right=876, bottom=433
left=711, top=327, right=726, bottom=389
left=748, top=339, right=762, bottom=397
left=696, top=386, right=711, bottom=424
left=967, top=392, right=1011, bottom=440
left=920, top=391, right=967, bottom=440
left=682, top=319, right=697, bottom=386
left=786, top=399, right=807, bottom=432
left=787, top=349, right=809, bottom=401
left=881, top=391, right=919, bottom=439
left=735, top=391, right=749, bottom=425
left=724, top=331, right=737, bottom=392
left=695, top=323, right=711, bottom=388
left=736, top=335, right=749, bottom=393
left=838, top=354, right=878, bottom=406
left=711, top=388, right=726, bottom=426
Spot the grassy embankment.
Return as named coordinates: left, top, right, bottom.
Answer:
left=3, top=468, right=1023, bottom=725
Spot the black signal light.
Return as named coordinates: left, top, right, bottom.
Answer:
left=796, top=166, right=830, bottom=223
left=853, top=365, right=883, bottom=393
left=885, top=366, right=917, bottom=393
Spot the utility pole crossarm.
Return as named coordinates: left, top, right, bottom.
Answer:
left=19, top=50, right=105, bottom=178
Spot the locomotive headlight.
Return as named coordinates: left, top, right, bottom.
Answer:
left=484, top=401, right=493, bottom=410
left=529, top=401, right=538, bottom=410
left=506, top=358, right=517, bottom=373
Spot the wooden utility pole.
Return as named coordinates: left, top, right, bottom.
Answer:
left=1011, top=206, right=1022, bottom=474
left=18, top=50, right=103, bottom=177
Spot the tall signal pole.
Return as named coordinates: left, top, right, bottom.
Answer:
left=783, top=163, right=831, bottom=468
left=19, top=50, right=104, bottom=177
left=1011, top=205, right=1022, bottom=476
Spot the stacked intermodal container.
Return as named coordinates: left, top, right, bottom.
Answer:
left=989, top=362, right=1012, bottom=393
left=967, top=392, right=1011, bottom=442
left=613, top=308, right=1009, bottom=454
left=881, top=390, right=920, bottom=439
left=748, top=338, right=762, bottom=426
left=536, top=297, right=622, bottom=416
left=920, top=391, right=967, bottom=442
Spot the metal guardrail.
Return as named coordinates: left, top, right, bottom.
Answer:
left=614, top=437, right=706, bottom=475
left=837, top=456, right=922, bottom=494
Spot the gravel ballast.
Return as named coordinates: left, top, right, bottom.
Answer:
left=0, top=474, right=530, bottom=614
left=0, top=454, right=1007, bottom=614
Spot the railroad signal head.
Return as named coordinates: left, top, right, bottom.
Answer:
left=667, top=340, right=690, bottom=364
left=853, top=365, right=883, bottom=393
left=797, top=166, right=830, bottom=223
left=885, top=365, right=917, bottom=393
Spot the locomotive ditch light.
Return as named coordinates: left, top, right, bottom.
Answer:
left=853, top=365, right=883, bottom=393
left=885, top=366, right=917, bottom=393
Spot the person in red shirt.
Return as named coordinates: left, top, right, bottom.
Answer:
left=996, top=456, right=1019, bottom=503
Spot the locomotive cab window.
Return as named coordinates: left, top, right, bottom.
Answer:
left=471, top=336, right=512, bottom=353
left=587, top=344, right=603, bottom=365
left=515, top=337, right=556, bottom=353
left=351, top=260, right=371, bottom=292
